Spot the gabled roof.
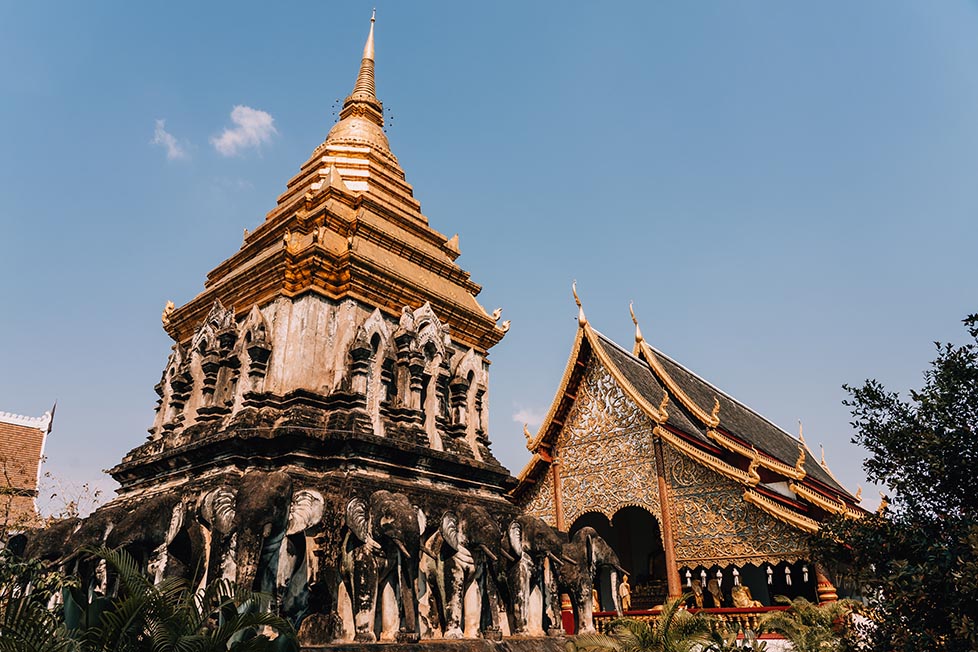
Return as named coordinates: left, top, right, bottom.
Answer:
left=638, top=340, right=851, bottom=497
left=514, top=307, right=865, bottom=527
left=0, top=408, right=54, bottom=525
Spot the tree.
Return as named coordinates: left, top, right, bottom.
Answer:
left=812, top=313, right=978, bottom=652
left=0, top=547, right=298, bottom=652
left=758, top=597, right=852, bottom=652
left=569, top=595, right=713, bottom=652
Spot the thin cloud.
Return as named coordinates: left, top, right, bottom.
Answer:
left=512, top=406, right=545, bottom=429
left=150, top=119, right=188, bottom=160
left=211, top=105, right=277, bottom=156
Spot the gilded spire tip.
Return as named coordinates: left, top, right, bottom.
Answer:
left=572, top=281, right=587, bottom=327
left=798, top=419, right=805, bottom=444
left=629, top=301, right=644, bottom=343
left=363, top=10, right=376, bottom=61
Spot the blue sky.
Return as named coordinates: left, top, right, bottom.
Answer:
left=2, top=2, right=977, bottom=512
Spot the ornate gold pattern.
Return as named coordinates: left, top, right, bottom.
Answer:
left=638, top=340, right=720, bottom=428
left=665, top=446, right=811, bottom=565
left=588, top=326, right=667, bottom=424
left=743, top=489, right=820, bottom=534
left=521, top=460, right=556, bottom=526
left=789, top=481, right=845, bottom=516
left=552, top=359, right=662, bottom=526
left=706, top=428, right=806, bottom=481
left=656, top=428, right=754, bottom=487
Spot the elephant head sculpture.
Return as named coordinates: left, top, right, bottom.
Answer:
left=503, top=515, right=573, bottom=637
left=105, top=494, right=193, bottom=586
left=425, top=503, right=514, bottom=639
left=276, top=488, right=326, bottom=625
left=558, top=526, right=625, bottom=633
left=339, top=490, right=426, bottom=643
left=197, top=470, right=324, bottom=610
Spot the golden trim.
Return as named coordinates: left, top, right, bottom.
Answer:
left=656, top=426, right=756, bottom=487
left=523, top=327, right=586, bottom=454
left=744, top=489, right=820, bottom=534
left=587, top=325, right=667, bottom=424
left=746, top=447, right=761, bottom=485
left=638, top=340, right=720, bottom=428
left=789, top=482, right=846, bottom=515
left=706, top=429, right=806, bottom=481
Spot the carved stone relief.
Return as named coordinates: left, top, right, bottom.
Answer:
left=665, top=445, right=808, bottom=566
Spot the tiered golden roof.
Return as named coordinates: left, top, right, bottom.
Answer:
left=163, top=14, right=505, bottom=354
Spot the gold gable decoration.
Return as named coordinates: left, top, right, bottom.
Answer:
left=665, top=446, right=811, bottom=566
left=555, top=359, right=662, bottom=527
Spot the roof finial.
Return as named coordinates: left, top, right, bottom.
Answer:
left=798, top=419, right=805, bottom=444
left=795, top=444, right=806, bottom=476
left=524, top=423, right=534, bottom=450
left=855, top=485, right=863, bottom=502
left=629, top=301, right=644, bottom=343
left=819, top=443, right=827, bottom=466
left=572, top=281, right=587, bottom=327
left=747, top=447, right=761, bottom=485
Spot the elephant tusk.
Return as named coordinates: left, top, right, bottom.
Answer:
left=613, top=563, right=627, bottom=576
left=393, top=538, right=411, bottom=560
left=498, top=547, right=515, bottom=563
left=421, top=545, right=437, bottom=560
left=547, top=551, right=565, bottom=568
left=480, top=544, right=498, bottom=562
left=562, top=554, right=579, bottom=566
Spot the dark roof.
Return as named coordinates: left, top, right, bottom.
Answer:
left=647, top=345, right=850, bottom=495
left=592, top=332, right=710, bottom=446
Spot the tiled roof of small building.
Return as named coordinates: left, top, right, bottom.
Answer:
left=0, top=409, right=52, bottom=526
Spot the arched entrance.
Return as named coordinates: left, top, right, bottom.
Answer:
left=570, top=506, right=666, bottom=611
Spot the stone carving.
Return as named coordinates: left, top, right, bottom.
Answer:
left=502, top=515, right=566, bottom=637
left=423, top=504, right=510, bottom=640
left=666, top=446, right=809, bottom=566
left=557, top=526, right=624, bottom=634
left=338, top=490, right=425, bottom=643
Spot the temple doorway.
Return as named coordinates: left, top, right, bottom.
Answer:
left=569, top=506, right=666, bottom=611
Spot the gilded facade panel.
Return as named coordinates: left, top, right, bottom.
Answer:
left=555, top=359, right=661, bottom=527
left=665, top=445, right=808, bottom=566
left=521, top=461, right=556, bottom=526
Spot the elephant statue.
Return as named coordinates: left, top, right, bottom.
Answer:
left=424, top=503, right=513, bottom=639
left=276, top=488, right=326, bottom=625
left=105, top=494, right=195, bottom=586
left=502, top=515, right=572, bottom=637
left=197, top=470, right=324, bottom=611
left=339, top=490, right=426, bottom=643
left=557, top=526, right=625, bottom=634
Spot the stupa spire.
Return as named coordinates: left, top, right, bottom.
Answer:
left=351, top=9, right=376, bottom=99
left=335, top=10, right=383, bottom=129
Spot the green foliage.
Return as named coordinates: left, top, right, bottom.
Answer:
left=758, top=597, right=852, bottom=652
left=813, top=313, right=978, bottom=652
left=0, top=546, right=298, bottom=652
left=568, top=595, right=713, bottom=652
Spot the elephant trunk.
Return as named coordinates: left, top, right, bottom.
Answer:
left=396, top=544, right=419, bottom=636
left=610, top=568, right=623, bottom=616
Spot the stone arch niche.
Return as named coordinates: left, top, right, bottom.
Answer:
left=569, top=505, right=666, bottom=610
